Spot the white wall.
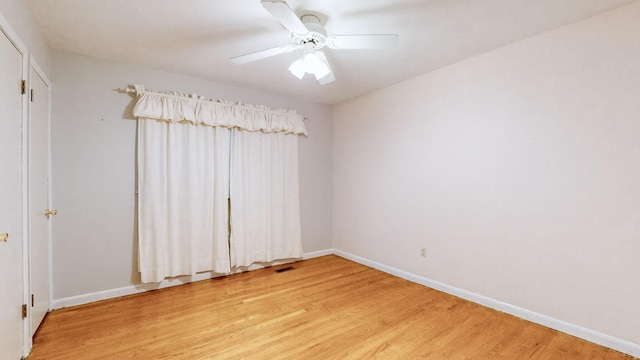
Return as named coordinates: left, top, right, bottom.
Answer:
left=0, top=0, right=50, bottom=72
left=333, top=1, right=640, bottom=347
left=51, top=52, right=332, bottom=300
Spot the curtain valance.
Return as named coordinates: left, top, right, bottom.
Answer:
left=129, top=85, right=307, bottom=136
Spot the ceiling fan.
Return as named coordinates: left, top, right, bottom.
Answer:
left=230, top=0, right=399, bottom=85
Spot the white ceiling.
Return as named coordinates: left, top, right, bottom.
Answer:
left=27, top=0, right=635, bottom=105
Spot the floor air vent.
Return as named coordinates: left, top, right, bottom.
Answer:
left=275, top=266, right=295, bottom=273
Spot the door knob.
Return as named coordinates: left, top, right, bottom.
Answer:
left=0, top=233, right=8, bottom=242
left=44, top=209, right=57, bottom=219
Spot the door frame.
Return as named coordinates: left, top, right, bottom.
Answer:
left=26, top=55, right=53, bottom=341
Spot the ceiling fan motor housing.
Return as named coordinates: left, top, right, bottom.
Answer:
left=292, top=14, right=327, bottom=49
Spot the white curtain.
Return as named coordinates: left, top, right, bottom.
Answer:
left=230, top=130, right=303, bottom=267
left=137, top=119, right=230, bottom=283
left=131, top=85, right=307, bottom=283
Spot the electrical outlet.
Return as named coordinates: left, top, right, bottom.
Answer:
left=420, top=247, right=427, bottom=258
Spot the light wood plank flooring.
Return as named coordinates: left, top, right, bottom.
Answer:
left=28, top=255, right=634, bottom=359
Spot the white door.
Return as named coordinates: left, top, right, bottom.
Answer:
left=0, top=28, right=26, bottom=360
left=29, top=64, right=51, bottom=335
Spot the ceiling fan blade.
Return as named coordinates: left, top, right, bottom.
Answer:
left=326, top=34, right=399, bottom=50
left=230, top=44, right=299, bottom=65
left=261, top=0, right=308, bottom=34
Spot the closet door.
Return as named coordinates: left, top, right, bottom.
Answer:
left=29, top=64, right=52, bottom=335
left=0, top=28, right=26, bottom=360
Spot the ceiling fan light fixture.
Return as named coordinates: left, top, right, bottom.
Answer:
left=288, top=50, right=330, bottom=80
left=303, top=52, right=330, bottom=79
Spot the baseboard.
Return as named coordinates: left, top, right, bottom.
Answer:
left=333, top=249, right=640, bottom=358
left=51, top=249, right=333, bottom=310
left=302, top=248, right=334, bottom=259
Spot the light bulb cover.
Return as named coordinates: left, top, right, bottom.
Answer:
left=288, top=58, right=306, bottom=79
left=312, top=51, right=332, bottom=80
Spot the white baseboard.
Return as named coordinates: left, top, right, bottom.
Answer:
left=302, top=248, right=334, bottom=259
left=333, top=249, right=640, bottom=358
left=51, top=249, right=333, bottom=310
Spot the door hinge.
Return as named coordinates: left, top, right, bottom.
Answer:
left=30, top=89, right=34, bottom=102
left=21, top=304, right=27, bottom=319
left=31, top=294, right=34, bottom=307
left=21, top=80, right=26, bottom=95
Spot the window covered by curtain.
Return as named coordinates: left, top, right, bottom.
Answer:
left=131, top=85, right=307, bottom=283
left=137, top=120, right=230, bottom=283
left=230, top=130, right=303, bottom=267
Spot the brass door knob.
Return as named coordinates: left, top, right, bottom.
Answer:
left=44, top=209, right=57, bottom=219
left=0, top=233, right=8, bottom=243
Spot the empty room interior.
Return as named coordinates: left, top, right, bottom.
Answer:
left=1, top=0, right=639, bottom=358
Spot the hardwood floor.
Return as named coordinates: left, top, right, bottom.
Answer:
left=28, top=255, right=634, bottom=359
